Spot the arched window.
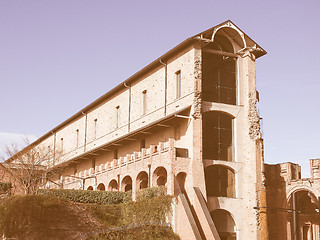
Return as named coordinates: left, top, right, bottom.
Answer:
left=153, top=167, right=167, bottom=187
left=210, top=209, right=236, bottom=240
left=121, top=176, right=132, bottom=192
left=108, top=179, right=118, bottom=191
left=205, top=165, right=235, bottom=198
left=203, top=111, right=233, bottom=161
left=176, top=172, right=187, bottom=194
left=97, top=183, right=105, bottom=191
left=136, top=171, right=148, bottom=190
left=202, top=34, right=237, bottom=106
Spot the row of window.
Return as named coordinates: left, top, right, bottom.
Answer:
left=54, top=70, right=182, bottom=153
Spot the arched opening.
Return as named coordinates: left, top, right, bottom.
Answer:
left=108, top=179, right=118, bottom=191
left=87, top=186, right=93, bottom=191
left=210, top=34, right=235, bottom=53
left=136, top=171, right=148, bottom=190
left=121, top=176, right=132, bottom=192
left=97, top=183, right=105, bottom=191
left=176, top=172, right=187, bottom=194
left=288, top=190, right=320, bottom=240
left=205, top=165, right=235, bottom=198
left=210, top=209, right=236, bottom=240
left=202, top=32, right=237, bottom=105
left=153, top=167, right=167, bottom=187
left=203, top=111, right=234, bottom=161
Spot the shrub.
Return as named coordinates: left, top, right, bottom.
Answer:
left=88, top=194, right=174, bottom=228
left=136, top=186, right=166, bottom=201
left=87, top=225, right=180, bottom=240
left=88, top=204, right=122, bottom=227
left=0, top=182, right=12, bottom=194
left=37, top=189, right=132, bottom=205
left=122, top=195, right=173, bottom=225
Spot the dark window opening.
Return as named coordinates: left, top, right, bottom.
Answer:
left=202, top=53, right=236, bottom=105
left=153, top=167, right=167, bottom=187
left=121, top=176, right=133, bottom=192
left=137, top=171, right=148, bottom=190
left=203, top=111, right=233, bottom=161
left=108, top=179, right=118, bottom=191
left=210, top=209, right=236, bottom=240
left=205, top=165, right=235, bottom=198
left=176, top=70, right=181, bottom=99
left=97, top=183, right=105, bottom=191
left=176, top=148, right=189, bottom=158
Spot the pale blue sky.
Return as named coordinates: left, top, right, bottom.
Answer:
left=1, top=0, right=319, bottom=177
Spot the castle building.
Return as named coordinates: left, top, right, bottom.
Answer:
left=5, top=21, right=269, bottom=240
left=266, top=159, right=320, bottom=240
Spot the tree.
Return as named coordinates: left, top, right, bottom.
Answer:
left=1, top=138, right=63, bottom=195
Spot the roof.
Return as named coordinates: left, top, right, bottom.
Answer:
left=5, top=20, right=266, bottom=162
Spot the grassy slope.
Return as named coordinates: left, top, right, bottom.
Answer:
left=0, top=194, right=180, bottom=240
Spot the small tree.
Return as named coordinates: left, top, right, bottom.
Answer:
left=1, top=138, right=63, bottom=195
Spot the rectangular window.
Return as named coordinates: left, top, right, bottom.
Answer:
left=94, top=119, right=97, bottom=139
left=142, top=90, right=147, bottom=115
left=60, top=138, right=64, bottom=152
left=47, top=145, right=51, bottom=158
left=76, top=129, right=79, bottom=147
left=116, top=106, right=120, bottom=128
left=176, top=70, right=181, bottom=99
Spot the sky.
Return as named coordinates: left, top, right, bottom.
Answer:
left=0, top=0, right=319, bottom=177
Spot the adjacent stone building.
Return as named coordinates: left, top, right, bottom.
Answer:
left=266, top=159, right=320, bottom=240
left=5, top=20, right=270, bottom=240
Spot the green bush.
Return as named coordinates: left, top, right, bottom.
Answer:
left=136, top=186, right=166, bottom=201
left=37, top=189, right=132, bottom=204
left=0, top=182, right=12, bottom=193
left=122, top=195, right=173, bottom=225
left=88, top=195, right=174, bottom=227
left=87, top=225, right=180, bottom=240
left=88, top=204, right=122, bottom=227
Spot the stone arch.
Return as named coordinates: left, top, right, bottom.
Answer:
left=176, top=172, right=187, bottom=194
left=97, top=183, right=105, bottom=191
left=87, top=186, right=93, bottom=191
left=121, top=175, right=133, bottom=192
left=286, top=185, right=319, bottom=202
left=108, top=179, right=118, bottom=191
left=287, top=189, right=320, bottom=240
left=203, top=111, right=234, bottom=161
left=205, top=165, right=235, bottom=198
left=211, top=22, right=246, bottom=51
left=153, top=167, right=167, bottom=187
left=136, top=171, right=148, bottom=190
left=210, top=209, right=237, bottom=240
